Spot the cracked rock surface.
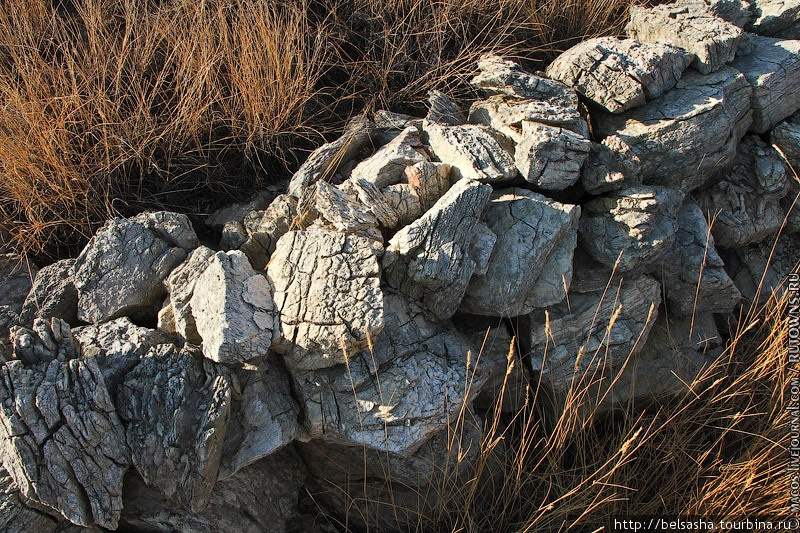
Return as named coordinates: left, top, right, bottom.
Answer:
left=351, top=126, right=429, bottom=189
left=239, top=194, right=298, bottom=270
left=677, top=0, right=755, bottom=27
left=424, top=122, right=517, bottom=183
left=0, top=255, right=37, bottom=315
left=10, top=318, right=80, bottom=366
left=159, top=245, right=215, bottom=345
left=581, top=135, right=642, bottom=194
left=0, top=468, right=57, bottom=533
left=18, top=259, right=77, bottom=327
left=749, top=0, right=800, bottom=34
left=515, top=122, right=591, bottom=190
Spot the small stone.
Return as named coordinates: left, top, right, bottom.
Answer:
left=426, top=90, right=466, bottom=125
left=405, top=161, right=452, bottom=212
left=300, top=181, right=382, bottom=242
left=350, top=126, right=428, bottom=189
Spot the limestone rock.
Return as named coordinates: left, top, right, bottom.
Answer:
left=160, top=245, right=215, bottom=345
left=0, top=468, right=57, bottom=533
left=372, top=110, right=424, bottom=145
left=579, top=186, right=685, bottom=272
left=350, top=126, right=428, bottom=189
left=545, top=37, right=692, bottom=113
left=0, top=307, right=18, bottom=362
left=569, top=246, right=626, bottom=294
left=300, top=181, right=382, bottom=242
left=461, top=189, right=580, bottom=316
left=696, top=135, right=788, bottom=247
left=206, top=188, right=282, bottom=230
left=220, top=221, right=247, bottom=250
left=729, top=35, right=800, bottom=132
left=596, top=67, right=752, bottom=191
left=424, top=122, right=517, bottom=183
left=426, top=90, right=466, bottom=126
left=190, top=251, right=278, bottom=366
left=73, top=212, right=198, bottom=324
left=0, top=357, right=130, bottom=529
left=0, top=254, right=37, bottom=315
left=722, top=231, right=800, bottom=303
left=117, top=345, right=232, bottom=512
left=749, top=0, right=800, bottom=34
left=405, top=161, right=452, bottom=212
left=581, top=135, right=642, bottom=194
left=382, top=183, right=424, bottom=227
left=383, top=179, right=493, bottom=319
left=677, top=0, right=755, bottom=27
left=468, top=95, right=587, bottom=141
left=10, top=318, right=80, bottom=366
left=772, top=117, right=800, bottom=232
left=515, top=122, right=591, bottom=190
left=237, top=195, right=298, bottom=270
left=626, top=4, right=743, bottom=74
left=268, top=228, right=383, bottom=369
left=342, top=178, right=400, bottom=229
left=18, top=259, right=77, bottom=327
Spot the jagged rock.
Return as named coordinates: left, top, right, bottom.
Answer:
left=596, top=67, right=752, bottom=191
left=569, top=247, right=626, bottom=294
left=460, top=189, right=580, bottom=316
left=0, top=307, right=18, bottom=362
left=10, top=318, right=80, bottom=366
left=268, top=228, right=383, bottom=369
left=581, top=136, right=642, bottom=194
left=219, top=359, right=300, bottom=479
left=626, top=4, right=743, bottom=74
left=529, top=275, right=661, bottom=413
left=775, top=19, right=800, bottom=36
left=373, top=110, right=424, bottom=144
left=654, top=200, right=742, bottom=315
left=288, top=118, right=374, bottom=197
left=423, top=122, right=517, bottom=183
left=300, top=181, right=382, bottom=242
left=729, top=35, right=800, bottom=132
left=545, top=37, right=692, bottom=113
left=382, top=183, right=424, bottom=227
left=426, top=90, right=466, bottom=125
left=772, top=117, right=800, bottom=232
left=579, top=186, right=685, bottom=273
left=405, top=161, right=452, bottom=212
left=0, top=357, right=129, bottom=529
left=117, top=345, right=232, bottom=512
left=74, top=317, right=174, bottom=392
left=383, top=179, right=493, bottom=319
left=722, top=231, right=800, bottom=303
left=471, top=54, right=580, bottom=107
left=0, top=468, right=57, bottom=533
left=748, top=0, right=800, bottom=34
left=515, top=122, right=591, bottom=190
left=73, top=212, right=198, bottom=324
left=468, top=95, right=587, bottom=141
left=159, top=246, right=215, bottom=345
left=0, top=254, right=37, bottom=315
left=696, top=136, right=787, bottom=247
left=237, top=195, right=298, bottom=270
left=18, top=259, right=77, bottom=327
left=206, top=188, right=283, bottom=230
left=342, top=178, right=400, bottom=229
left=120, top=445, right=305, bottom=533
left=350, top=126, right=428, bottom=189
left=677, top=0, right=755, bottom=27
left=220, top=221, right=247, bottom=251
left=190, top=251, right=278, bottom=366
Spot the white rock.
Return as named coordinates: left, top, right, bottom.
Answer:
left=423, top=122, right=517, bottom=183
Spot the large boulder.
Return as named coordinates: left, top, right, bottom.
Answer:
left=677, top=0, right=755, bottom=27
left=158, top=245, right=215, bottom=345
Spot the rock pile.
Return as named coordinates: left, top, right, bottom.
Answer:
left=0, top=0, right=799, bottom=530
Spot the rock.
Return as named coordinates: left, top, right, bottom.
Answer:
left=677, top=0, right=755, bottom=27
left=238, top=195, right=298, bottom=270
left=579, top=186, right=685, bottom=273
left=596, top=67, right=752, bottom=191
left=383, top=179, right=493, bottom=320
left=626, top=4, right=744, bottom=75
left=772, top=117, right=800, bottom=232
left=654, top=200, right=742, bottom=315
left=529, top=275, right=661, bottom=414
left=775, top=18, right=800, bottom=37
left=0, top=468, right=57, bottom=533
left=722, top=231, right=799, bottom=304
left=372, top=110, right=424, bottom=144
left=0, top=307, right=19, bottom=362
left=159, top=246, right=215, bottom=345
left=73, top=212, right=198, bottom=324
left=120, top=445, right=305, bottom=533
left=0, top=254, right=37, bottom=315
left=515, top=122, right=591, bottom=190
left=426, top=90, right=466, bottom=125
left=300, top=181, right=382, bottom=242
left=268, top=228, right=383, bottom=369
left=342, top=178, right=400, bottom=229
left=748, top=0, right=800, bottom=34
left=219, top=220, right=248, bottom=250
left=10, top=318, right=80, bottom=366
left=0, top=357, right=129, bottom=529
left=423, top=122, right=517, bottom=183
left=471, top=54, right=580, bottom=108
left=206, top=188, right=282, bottom=230
left=581, top=136, right=642, bottom=194
left=288, top=118, right=374, bottom=198
left=382, top=183, right=424, bottom=227
left=350, top=126, right=428, bottom=189
left=545, top=37, right=692, bottom=113
left=468, top=95, right=587, bottom=141
left=405, top=161, right=452, bottom=212
left=696, top=136, right=787, bottom=247
left=117, top=345, right=232, bottom=512
left=190, top=251, right=278, bottom=366
left=460, top=189, right=580, bottom=316
left=729, top=35, right=800, bottom=133
left=18, top=259, right=77, bottom=327
left=569, top=247, right=626, bottom=294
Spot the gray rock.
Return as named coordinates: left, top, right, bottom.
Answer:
left=350, top=126, right=429, bottom=189
left=569, top=246, right=626, bottom=294
left=299, top=181, right=382, bottom=242
left=238, top=195, right=298, bottom=270
left=160, top=246, right=215, bottom=345
left=677, top=0, right=755, bottom=27
left=268, top=228, right=383, bottom=369
left=383, top=179, right=493, bottom=319
left=382, top=183, right=424, bottom=227
left=696, top=136, right=788, bottom=247
left=626, top=4, right=743, bottom=74
left=18, top=259, right=77, bottom=327
left=581, top=135, right=643, bottom=194
left=10, top=318, right=80, bottom=366
left=579, top=186, right=685, bottom=273
left=729, top=35, right=800, bottom=132
left=748, top=0, right=800, bottom=34
left=654, top=200, right=741, bottom=315
left=545, top=37, right=692, bottom=113
left=423, top=122, right=517, bottom=183
left=596, top=67, right=752, bottom=191
left=117, top=345, right=232, bottom=512
left=722, top=231, right=800, bottom=303
left=219, top=220, right=248, bottom=250
left=0, top=468, right=57, bottom=533
left=775, top=18, right=800, bottom=36
left=190, top=251, right=278, bottom=366
left=206, top=188, right=283, bottom=230
left=426, top=90, right=466, bottom=125
left=0, top=357, right=130, bottom=529
left=0, top=254, right=37, bottom=315
left=468, top=95, right=587, bottom=141
left=341, top=178, right=401, bottom=229
left=73, top=212, right=198, bottom=324
left=515, top=122, right=591, bottom=190
left=372, top=110, right=424, bottom=145
left=772, top=116, right=800, bottom=232
left=0, top=307, right=19, bottom=362
left=405, top=161, right=453, bottom=212
left=460, top=188, right=580, bottom=316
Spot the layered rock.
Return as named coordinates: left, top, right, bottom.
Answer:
left=515, top=122, right=591, bottom=190
left=9, top=318, right=80, bottom=366
left=239, top=194, right=298, bottom=270
left=677, top=0, right=755, bottom=27
left=0, top=468, right=57, bottom=533
left=748, top=0, right=800, bottom=34
left=158, top=245, right=215, bottom=345
left=581, top=136, right=642, bottom=194
left=350, top=126, right=429, bottom=188
left=424, top=122, right=517, bottom=183
left=722, top=231, right=800, bottom=303
left=18, top=259, right=77, bottom=326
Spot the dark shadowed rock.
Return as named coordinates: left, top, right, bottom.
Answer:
left=0, top=254, right=37, bottom=315
left=19, top=259, right=77, bottom=327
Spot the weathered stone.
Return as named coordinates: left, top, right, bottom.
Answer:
left=722, top=231, right=800, bottom=303
left=468, top=95, right=587, bottom=141
left=0, top=254, right=37, bottom=315
left=383, top=179, right=493, bottom=319
left=424, top=122, right=517, bottom=183
left=160, top=246, right=215, bottom=345
left=10, top=318, right=80, bottom=366
left=546, top=37, right=692, bottom=113
left=405, top=161, right=452, bottom=212
left=581, top=136, right=643, bottom=194
left=579, top=186, right=685, bottom=272
left=596, top=67, right=752, bottom=191
left=268, top=228, right=383, bottom=369
left=301, top=181, right=382, bottom=242
left=729, top=35, right=800, bottom=132
left=677, top=0, right=755, bottom=27
left=470, top=221, right=497, bottom=277
left=206, top=188, right=283, bottom=230
left=18, top=259, right=77, bottom=327
left=426, top=90, right=466, bottom=126
left=239, top=194, right=298, bottom=270
left=654, top=200, right=742, bottom=315
left=0, top=468, right=57, bottom=533
left=190, top=251, right=278, bottom=366
left=382, top=184, right=424, bottom=227
left=696, top=136, right=787, bottom=247
left=73, top=212, right=198, bottom=324
left=372, top=111, right=424, bottom=145
left=626, top=4, right=743, bottom=74
left=749, top=0, right=800, bottom=34
left=350, top=126, right=428, bottom=189
left=342, top=178, right=400, bottom=229
left=117, top=345, right=232, bottom=512
left=219, top=220, right=248, bottom=250
left=569, top=246, right=626, bottom=294
left=775, top=18, right=800, bottom=37
left=772, top=116, right=800, bottom=232
left=0, top=357, right=129, bottom=529
left=515, top=122, right=591, bottom=190
left=460, top=189, right=580, bottom=316
left=0, top=307, right=18, bottom=362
